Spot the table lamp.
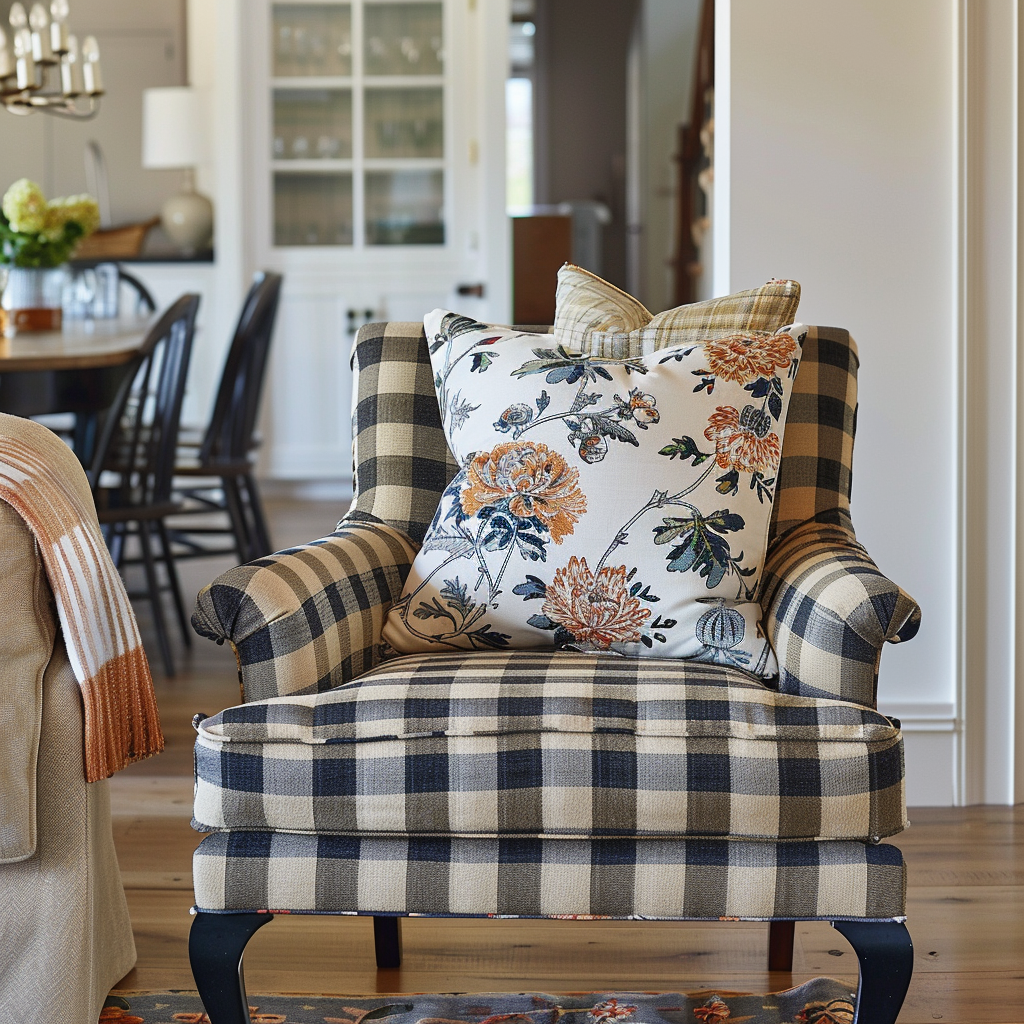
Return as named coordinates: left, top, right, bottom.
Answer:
left=142, top=86, right=213, bottom=254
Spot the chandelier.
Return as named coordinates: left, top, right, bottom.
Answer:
left=0, top=1, right=103, bottom=119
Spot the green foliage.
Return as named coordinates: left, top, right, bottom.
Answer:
left=0, top=209, right=86, bottom=269
left=659, top=436, right=712, bottom=465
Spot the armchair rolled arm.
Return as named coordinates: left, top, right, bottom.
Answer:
left=760, top=516, right=921, bottom=708
left=191, top=517, right=418, bottom=702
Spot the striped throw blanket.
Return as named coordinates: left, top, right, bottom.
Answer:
left=0, top=414, right=163, bottom=781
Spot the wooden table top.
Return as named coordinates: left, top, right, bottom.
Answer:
left=0, top=316, right=153, bottom=373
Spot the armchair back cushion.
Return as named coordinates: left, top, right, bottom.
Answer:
left=348, top=322, right=858, bottom=549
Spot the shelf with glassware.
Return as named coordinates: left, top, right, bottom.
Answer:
left=247, top=0, right=514, bottom=483
left=267, top=0, right=447, bottom=251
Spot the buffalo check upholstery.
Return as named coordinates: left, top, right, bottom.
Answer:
left=193, top=834, right=906, bottom=921
left=192, top=651, right=906, bottom=842
left=190, top=320, right=918, bottom=924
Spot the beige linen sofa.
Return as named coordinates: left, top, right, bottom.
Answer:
left=0, top=443, right=136, bottom=1024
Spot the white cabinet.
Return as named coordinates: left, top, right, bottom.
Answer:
left=233, top=0, right=510, bottom=482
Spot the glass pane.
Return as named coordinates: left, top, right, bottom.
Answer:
left=364, top=2, right=443, bottom=76
left=273, top=89, right=353, bottom=159
left=272, top=4, right=352, bottom=77
left=274, top=173, right=353, bottom=245
left=364, top=87, right=443, bottom=158
left=365, top=169, right=444, bottom=245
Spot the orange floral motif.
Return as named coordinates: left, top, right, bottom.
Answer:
left=795, top=999, right=855, bottom=1024
left=461, top=441, right=586, bottom=542
left=542, top=556, right=651, bottom=648
left=703, top=331, right=797, bottom=385
left=693, top=997, right=731, bottom=1022
left=704, top=406, right=782, bottom=475
left=99, top=1009, right=144, bottom=1023
left=589, top=999, right=638, bottom=1022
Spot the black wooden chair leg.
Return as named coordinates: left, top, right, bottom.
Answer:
left=137, top=519, right=175, bottom=676
left=157, top=519, right=192, bottom=647
left=242, top=472, right=273, bottom=557
left=832, top=919, right=913, bottom=1024
left=373, top=915, right=402, bottom=968
left=223, top=476, right=254, bottom=562
left=767, top=920, right=795, bottom=971
left=190, top=911, right=273, bottom=1024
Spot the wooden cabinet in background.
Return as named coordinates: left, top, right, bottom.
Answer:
left=512, top=213, right=571, bottom=325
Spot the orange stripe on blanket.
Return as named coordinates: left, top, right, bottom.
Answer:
left=0, top=415, right=164, bottom=781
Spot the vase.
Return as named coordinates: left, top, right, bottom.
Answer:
left=1, top=266, right=68, bottom=332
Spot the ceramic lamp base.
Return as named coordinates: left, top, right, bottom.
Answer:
left=161, top=189, right=213, bottom=254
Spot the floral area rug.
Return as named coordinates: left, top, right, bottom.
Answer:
left=101, top=983, right=856, bottom=1024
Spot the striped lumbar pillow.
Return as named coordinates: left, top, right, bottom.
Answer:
left=554, top=264, right=801, bottom=358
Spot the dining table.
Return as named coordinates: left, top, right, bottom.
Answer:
left=0, top=315, right=154, bottom=462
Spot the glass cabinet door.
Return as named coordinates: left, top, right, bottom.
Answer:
left=270, top=0, right=445, bottom=248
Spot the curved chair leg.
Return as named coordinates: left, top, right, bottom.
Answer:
left=832, top=919, right=913, bottom=1024
left=190, top=911, right=273, bottom=1024
left=374, top=915, right=402, bottom=968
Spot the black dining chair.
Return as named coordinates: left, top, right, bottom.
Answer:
left=169, top=272, right=283, bottom=564
left=117, top=265, right=157, bottom=315
left=87, top=293, right=200, bottom=676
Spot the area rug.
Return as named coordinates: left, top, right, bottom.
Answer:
left=101, top=983, right=857, bottom=1024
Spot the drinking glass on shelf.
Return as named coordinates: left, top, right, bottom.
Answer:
left=317, top=134, right=340, bottom=158
left=364, top=3, right=443, bottom=76
left=272, top=4, right=352, bottom=77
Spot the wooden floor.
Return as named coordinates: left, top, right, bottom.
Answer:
left=109, top=498, right=1024, bottom=1023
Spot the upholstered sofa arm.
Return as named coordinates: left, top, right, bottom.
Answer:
left=191, top=518, right=418, bottom=703
left=760, top=516, right=921, bottom=708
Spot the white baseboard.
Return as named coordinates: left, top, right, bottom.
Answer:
left=878, top=701, right=957, bottom=806
left=261, top=478, right=353, bottom=503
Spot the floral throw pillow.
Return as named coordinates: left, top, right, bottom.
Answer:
left=381, top=309, right=806, bottom=677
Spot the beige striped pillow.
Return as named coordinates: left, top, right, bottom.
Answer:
left=554, top=264, right=801, bottom=357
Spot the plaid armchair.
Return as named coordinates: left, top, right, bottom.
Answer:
left=188, top=323, right=920, bottom=1024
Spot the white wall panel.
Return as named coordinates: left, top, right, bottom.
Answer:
left=722, top=0, right=961, bottom=803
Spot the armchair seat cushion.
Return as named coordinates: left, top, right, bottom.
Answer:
left=193, top=650, right=905, bottom=843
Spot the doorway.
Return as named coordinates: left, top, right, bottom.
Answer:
left=506, top=0, right=706, bottom=312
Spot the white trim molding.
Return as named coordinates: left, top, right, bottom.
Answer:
left=957, top=0, right=1022, bottom=805
left=880, top=702, right=957, bottom=807
left=879, top=702, right=958, bottom=734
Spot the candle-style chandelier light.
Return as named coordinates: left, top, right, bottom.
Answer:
left=0, top=1, right=103, bottom=119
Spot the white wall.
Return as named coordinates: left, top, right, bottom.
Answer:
left=717, top=0, right=1022, bottom=805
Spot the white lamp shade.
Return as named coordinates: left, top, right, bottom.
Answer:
left=142, top=87, right=208, bottom=169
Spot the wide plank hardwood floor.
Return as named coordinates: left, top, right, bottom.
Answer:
left=109, top=498, right=1024, bottom=1023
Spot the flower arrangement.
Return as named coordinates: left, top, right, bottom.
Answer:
left=0, top=179, right=100, bottom=268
